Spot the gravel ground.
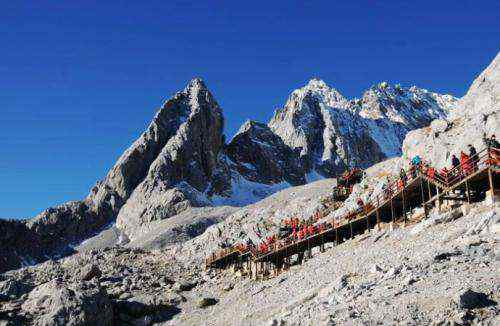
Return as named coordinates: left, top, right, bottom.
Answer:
left=168, top=202, right=499, bottom=325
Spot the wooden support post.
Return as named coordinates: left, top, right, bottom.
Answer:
left=335, top=227, right=339, bottom=244
left=465, top=178, right=471, bottom=204
left=376, top=196, right=381, bottom=229
left=349, top=221, right=353, bottom=239
left=436, top=187, right=441, bottom=211
left=488, top=167, right=495, bottom=206
left=402, top=188, right=407, bottom=223
left=427, top=180, right=433, bottom=210
left=420, top=177, right=428, bottom=219
left=390, top=197, right=395, bottom=224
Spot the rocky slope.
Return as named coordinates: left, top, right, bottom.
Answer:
left=403, top=52, right=500, bottom=169
left=1, top=196, right=498, bottom=325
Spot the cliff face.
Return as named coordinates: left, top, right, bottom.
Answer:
left=225, top=120, right=305, bottom=186
left=116, top=79, right=229, bottom=237
left=269, top=79, right=456, bottom=176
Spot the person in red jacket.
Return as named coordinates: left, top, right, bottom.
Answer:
left=308, top=224, right=315, bottom=236
left=460, top=151, right=471, bottom=176
left=440, top=167, right=448, bottom=184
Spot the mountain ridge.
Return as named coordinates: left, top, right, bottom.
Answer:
left=0, top=75, right=458, bottom=272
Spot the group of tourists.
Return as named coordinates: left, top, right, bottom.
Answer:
left=217, top=136, right=500, bottom=262
left=394, top=134, right=499, bottom=188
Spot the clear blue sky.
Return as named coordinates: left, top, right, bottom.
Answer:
left=1, top=1, right=499, bottom=219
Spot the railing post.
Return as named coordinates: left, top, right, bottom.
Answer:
left=465, top=178, right=471, bottom=204
left=420, top=177, right=428, bottom=219
left=402, top=187, right=407, bottom=224
left=488, top=167, right=495, bottom=206
left=390, top=197, right=395, bottom=224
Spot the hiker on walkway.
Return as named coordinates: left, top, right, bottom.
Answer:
left=451, top=154, right=460, bottom=178
left=308, top=224, right=315, bottom=236
left=412, top=155, right=422, bottom=166
left=460, top=151, right=471, bottom=176
left=483, top=134, right=500, bottom=149
left=356, top=198, right=364, bottom=213
left=399, top=168, right=407, bottom=186
left=427, top=165, right=436, bottom=179
left=411, top=155, right=422, bottom=178
left=484, top=134, right=500, bottom=165
left=468, top=144, right=478, bottom=171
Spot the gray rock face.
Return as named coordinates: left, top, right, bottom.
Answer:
left=0, top=279, right=32, bottom=301
left=0, top=219, right=44, bottom=273
left=269, top=79, right=456, bottom=177
left=225, top=120, right=305, bottom=185
left=21, top=279, right=113, bottom=326
left=116, top=79, right=228, bottom=236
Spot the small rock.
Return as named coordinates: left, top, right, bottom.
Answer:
left=165, top=292, right=186, bottom=306
left=222, top=283, right=234, bottom=292
left=197, top=297, right=218, bottom=308
left=434, top=251, right=461, bottom=262
left=119, top=292, right=133, bottom=300
left=370, top=264, right=383, bottom=274
left=403, top=276, right=417, bottom=286
left=267, top=318, right=285, bottom=326
left=385, top=266, right=402, bottom=278
left=173, top=280, right=196, bottom=292
left=80, top=264, right=102, bottom=281
left=335, top=274, right=348, bottom=291
left=454, top=289, right=496, bottom=310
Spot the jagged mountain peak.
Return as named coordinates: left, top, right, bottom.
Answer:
left=289, top=78, right=349, bottom=109
left=358, top=81, right=456, bottom=124
left=237, top=119, right=268, bottom=134
left=185, top=77, right=207, bottom=91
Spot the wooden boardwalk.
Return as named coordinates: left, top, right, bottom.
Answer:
left=206, top=147, right=499, bottom=276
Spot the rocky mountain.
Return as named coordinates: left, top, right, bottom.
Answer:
left=269, top=79, right=456, bottom=176
left=1, top=71, right=458, bottom=273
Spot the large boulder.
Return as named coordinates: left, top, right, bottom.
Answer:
left=21, top=279, right=113, bottom=325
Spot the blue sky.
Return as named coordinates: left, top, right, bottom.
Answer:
left=1, top=1, right=499, bottom=219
